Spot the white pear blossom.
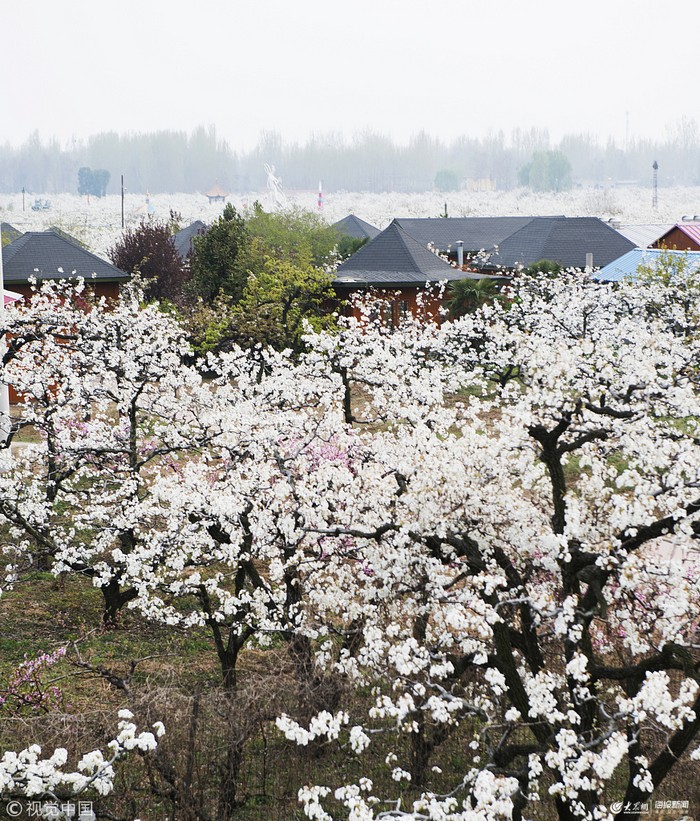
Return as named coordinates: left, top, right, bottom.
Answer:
left=3, top=271, right=700, bottom=820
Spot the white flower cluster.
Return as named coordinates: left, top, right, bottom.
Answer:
left=3, top=271, right=700, bottom=819
left=546, top=729, right=629, bottom=800
left=617, top=672, right=699, bottom=731
left=0, top=711, right=163, bottom=799
left=276, top=711, right=349, bottom=747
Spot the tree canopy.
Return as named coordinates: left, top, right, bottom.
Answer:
left=244, top=203, right=339, bottom=268
left=518, top=150, right=573, bottom=192
left=184, top=203, right=339, bottom=352
left=188, top=202, right=249, bottom=302
left=77, top=166, right=110, bottom=198
left=2, top=271, right=700, bottom=820
left=108, top=219, right=187, bottom=303
left=446, top=277, right=501, bottom=317
left=434, top=168, right=461, bottom=192
left=230, top=258, right=337, bottom=351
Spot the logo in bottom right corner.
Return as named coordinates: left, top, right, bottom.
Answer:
left=608, top=799, right=692, bottom=818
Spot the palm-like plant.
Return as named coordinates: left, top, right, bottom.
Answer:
left=447, top=277, right=500, bottom=318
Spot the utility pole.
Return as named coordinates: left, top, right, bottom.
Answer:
left=121, top=175, right=125, bottom=228
left=652, top=161, right=658, bottom=209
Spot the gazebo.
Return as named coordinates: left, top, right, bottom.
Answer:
left=205, top=183, right=228, bottom=204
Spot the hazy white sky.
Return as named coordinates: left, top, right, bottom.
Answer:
left=2, top=0, right=697, bottom=150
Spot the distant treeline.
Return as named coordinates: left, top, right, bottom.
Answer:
left=1, top=122, right=699, bottom=195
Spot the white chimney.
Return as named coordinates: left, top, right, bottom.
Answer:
left=456, top=240, right=464, bottom=268
left=585, top=252, right=593, bottom=269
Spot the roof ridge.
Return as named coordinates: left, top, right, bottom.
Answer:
left=391, top=221, right=426, bottom=273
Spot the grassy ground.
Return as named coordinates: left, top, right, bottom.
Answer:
left=1, top=390, right=698, bottom=819
left=1, top=572, right=697, bottom=820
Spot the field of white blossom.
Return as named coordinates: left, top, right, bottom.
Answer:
left=2, top=185, right=699, bottom=259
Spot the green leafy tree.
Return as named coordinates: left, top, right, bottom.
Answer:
left=518, top=150, right=572, bottom=192
left=230, top=259, right=337, bottom=351
left=109, top=220, right=187, bottom=303
left=93, top=169, right=110, bottom=197
left=634, top=249, right=700, bottom=335
left=189, top=203, right=249, bottom=302
left=77, top=167, right=92, bottom=196
left=434, top=169, right=460, bottom=192
left=77, top=166, right=110, bottom=197
left=523, top=258, right=562, bottom=277
left=335, top=235, right=369, bottom=261
left=167, top=209, right=183, bottom=235
left=635, top=248, right=698, bottom=288
left=185, top=204, right=340, bottom=353
left=245, top=204, right=337, bottom=268
left=181, top=293, right=237, bottom=356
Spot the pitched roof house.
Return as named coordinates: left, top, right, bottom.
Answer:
left=334, top=221, right=482, bottom=326
left=494, top=217, right=635, bottom=270
left=394, top=216, right=635, bottom=270
left=395, top=216, right=533, bottom=259
left=332, top=214, right=381, bottom=241
left=174, top=220, right=208, bottom=261
left=335, top=221, right=478, bottom=288
left=1, top=229, right=129, bottom=300
left=1, top=222, right=23, bottom=244
left=650, top=221, right=700, bottom=252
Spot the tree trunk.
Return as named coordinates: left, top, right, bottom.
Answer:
left=217, top=736, right=244, bottom=821
left=100, top=578, right=137, bottom=625
left=338, top=364, right=354, bottom=424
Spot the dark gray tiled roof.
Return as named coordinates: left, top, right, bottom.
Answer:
left=395, top=216, right=534, bottom=253
left=334, top=222, right=481, bottom=287
left=332, top=214, right=380, bottom=240
left=495, top=217, right=636, bottom=269
left=174, top=220, right=208, bottom=260
left=1, top=223, right=23, bottom=243
left=394, top=216, right=635, bottom=269
left=2, top=230, right=128, bottom=284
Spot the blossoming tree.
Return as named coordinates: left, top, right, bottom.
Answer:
left=276, top=274, right=700, bottom=821
left=0, top=710, right=163, bottom=807
left=1, top=273, right=699, bottom=820
left=0, top=280, right=353, bottom=813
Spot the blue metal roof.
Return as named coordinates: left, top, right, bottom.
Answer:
left=595, top=248, right=700, bottom=282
